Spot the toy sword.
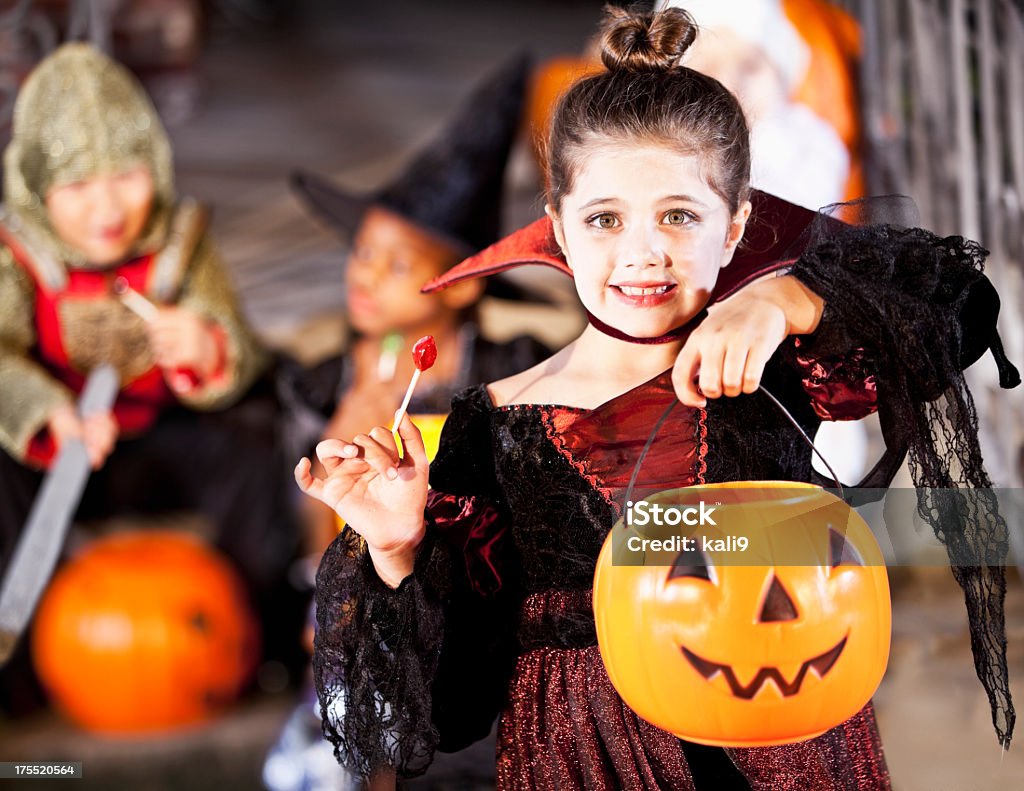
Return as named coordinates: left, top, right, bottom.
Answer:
left=0, top=364, right=119, bottom=664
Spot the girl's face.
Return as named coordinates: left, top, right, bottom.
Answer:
left=548, top=142, right=750, bottom=339
left=45, top=165, right=155, bottom=265
left=345, top=206, right=478, bottom=338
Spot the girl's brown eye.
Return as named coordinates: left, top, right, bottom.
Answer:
left=589, top=213, right=619, bottom=229
left=663, top=210, right=692, bottom=226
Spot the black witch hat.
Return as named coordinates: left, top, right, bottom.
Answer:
left=291, top=54, right=530, bottom=267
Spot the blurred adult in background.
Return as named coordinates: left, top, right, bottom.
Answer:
left=658, top=0, right=861, bottom=209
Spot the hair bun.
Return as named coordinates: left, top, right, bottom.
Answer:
left=599, top=6, right=698, bottom=73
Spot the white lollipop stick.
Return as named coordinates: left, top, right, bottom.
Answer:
left=391, top=368, right=421, bottom=431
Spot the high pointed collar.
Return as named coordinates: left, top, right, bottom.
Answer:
left=422, top=189, right=822, bottom=303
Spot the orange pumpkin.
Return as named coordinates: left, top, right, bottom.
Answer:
left=593, top=482, right=890, bottom=747
left=31, top=531, right=259, bottom=734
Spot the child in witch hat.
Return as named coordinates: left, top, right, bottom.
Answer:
left=282, top=54, right=552, bottom=559
left=265, top=55, right=551, bottom=791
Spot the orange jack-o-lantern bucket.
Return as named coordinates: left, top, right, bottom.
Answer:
left=593, top=481, right=890, bottom=747
left=31, top=531, right=259, bottom=734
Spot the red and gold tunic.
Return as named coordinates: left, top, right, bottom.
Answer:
left=0, top=204, right=266, bottom=468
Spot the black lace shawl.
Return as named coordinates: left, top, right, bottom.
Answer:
left=790, top=224, right=1019, bottom=749
left=313, top=386, right=519, bottom=777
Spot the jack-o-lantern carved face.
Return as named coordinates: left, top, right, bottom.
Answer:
left=593, top=482, right=891, bottom=747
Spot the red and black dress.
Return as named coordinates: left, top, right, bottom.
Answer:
left=313, top=225, right=1018, bottom=789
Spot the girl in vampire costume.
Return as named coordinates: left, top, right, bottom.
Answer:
left=301, top=8, right=1019, bottom=789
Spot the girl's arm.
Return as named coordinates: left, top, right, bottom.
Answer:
left=308, top=388, right=521, bottom=779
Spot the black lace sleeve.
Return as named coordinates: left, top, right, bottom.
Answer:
left=789, top=225, right=1020, bottom=748
left=789, top=226, right=1017, bottom=396
left=312, top=385, right=519, bottom=778
left=313, top=526, right=442, bottom=778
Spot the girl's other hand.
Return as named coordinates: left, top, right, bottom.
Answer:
left=294, top=414, right=429, bottom=587
left=672, top=275, right=823, bottom=407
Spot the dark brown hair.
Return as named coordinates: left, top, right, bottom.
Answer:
left=546, top=5, right=751, bottom=215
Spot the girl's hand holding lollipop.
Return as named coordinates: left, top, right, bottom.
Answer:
left=294, top=336, right=438, bottom=588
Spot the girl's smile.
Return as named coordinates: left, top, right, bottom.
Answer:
left=609, top=280, right=679, bottom=307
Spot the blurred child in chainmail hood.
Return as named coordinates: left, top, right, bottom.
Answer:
left=0, top=43, right=303, bottom=710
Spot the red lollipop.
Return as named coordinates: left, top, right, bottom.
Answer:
left=412, top=336, right=437, bottom=372
left=393, top=335, right=436, bottom=431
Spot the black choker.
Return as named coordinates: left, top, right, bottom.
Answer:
left=585, top=309, right=706, bottom=345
